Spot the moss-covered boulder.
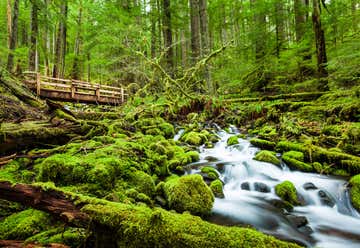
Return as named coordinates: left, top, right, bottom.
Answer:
left=254, top=150, right=280, bottom=166
left=250, top=138, right=276, bottom=150
left=349, top=174, right=360, bottom=212
left=163, top=174, right=214, bottom=216
left=227, top=135, right=239, bottom=146
left=275, top=181, right=300, bottom=207
left=210, top=179, right=225, bottom=198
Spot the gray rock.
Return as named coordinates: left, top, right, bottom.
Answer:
left=241, top=182, right=250, bottom=191
left=254, top=182, right=271, bottom=193
left=303, top=182, right=318, bottom=190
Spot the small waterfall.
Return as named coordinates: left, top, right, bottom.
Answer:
left=187, top=128, right=360, bottom=247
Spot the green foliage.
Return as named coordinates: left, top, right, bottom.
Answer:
left=163, top=174, right=214, bottom=216
left=349, top=174, right=360, bottom=212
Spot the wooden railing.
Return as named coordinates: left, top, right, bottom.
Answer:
left=22, top=72, right=128, bottom=105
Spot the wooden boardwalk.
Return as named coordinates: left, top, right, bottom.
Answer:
left=23, top=72, right=128, bottom=105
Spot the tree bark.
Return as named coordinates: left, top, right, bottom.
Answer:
left=29, top=0, right=39, bottom=72
left=162, top=0, right=173, bottom=70
left=0, top=240, right=69, bottom=248
left=0, top=181, right=90, bottom=227
left=53, top=1, right=68, bottom=78
left=275, top=0, right=286, bottom=57
left=312, top=0, right=328, bottom=78
left=294, top=0, right=308, bottom=42
left=251, top=0, right=266, bottom=60
left=6, top=0, right=12, bottom=48
left=189, top=0, right=201, bottom=63
left=71, top=1, right=83, bottom=80
left=6, top=0, right=20, bottom=72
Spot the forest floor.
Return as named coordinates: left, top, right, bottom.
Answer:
left=0, top=73, right=359, bottom=248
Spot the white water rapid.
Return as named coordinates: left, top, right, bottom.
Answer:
left=187, top=126, right=360, bottom=248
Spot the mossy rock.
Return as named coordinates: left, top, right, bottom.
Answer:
left=282, top=153, right=313, bottom=172
left=250, top=138, right=276, bottom=150
left=254, top=150, right=280, bottom=166
left=163, top=174, right=214, bottom=216
left=0, top=209, right=52, bottom=240
left=210, top=179, right=225, bottom=198
left=349, top=174, right=360, bottom=212
left=227, top=135, right=239, bottom=146
left=275, top=181, right=300, bottom=207
left=128, top=171, right=156, bottom=197
left=283, top=151, right=304, bottom=162
left=180, top=130, right=211, bottom=146
left=201, top=166, right=220, bottom=180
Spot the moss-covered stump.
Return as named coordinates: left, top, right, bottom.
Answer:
left=163, top=174, right=214, bottom=216
left=210, top=179, right=225, bottom=198
left=227, top=135, right=239, bottom=146
left=250, top=138, right=276, bottom=150
left=275, top=181, right=300, bottom=207
left=254, top=150, right=281, bottom=166
left=349, top=174, right=360, bottom=212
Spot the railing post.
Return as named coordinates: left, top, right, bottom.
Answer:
left=121, top=87, right=124, bottom=103
left=36, top=73, right=41, bottom=96
left=71, top=80, right=75, bottom=99
left=96, top=85, right=100, bottom=101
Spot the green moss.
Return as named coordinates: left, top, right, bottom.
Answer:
left=275, top=181, right=300, bottom=206
left=128, top=171, right=156, bottom=197
left=0, top=209, right=52, bottom=240
left=210, top=179, right=224, bottom=198
left=282, top=154, right=313, bottom=172
left=159, top=123, right=175, bottom=138
left=250, top=138, right=276, bottom=150
left=26, top=227, right=86, bottom=247
left=282, top=151, right=304, bottom=162
left=349, top=174, right=360, bottom=212
left=180, top=131, right=204, bottom=146
left=163, top=174, right=214, bottom=216
left=254, top=150, right=280, bottom=166
left=201, top=166, right=219, bottom=180
left=227, top=135, right=239, bottom=146
left=82, top=202, right=300, bottom=248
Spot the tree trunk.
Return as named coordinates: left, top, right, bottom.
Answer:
left=189, top=0, right=201, bottom=63
left=60, top=3, right=68, bottom=78
left=71, top=1, right=83, bottom=80
left=275, top=0, right=286, bottom=57
left=312, top=0, right=328, bottom=78
left=53, top=1, right=68, bottom=78
left=6, top=0, right=12, bottom=48
left=6, top=0, right=20, bottom=72
left=29, top=0, right=39, bottom=72
left=352, top=0, right=358, bottom=33
left=162, top=0, right=173, bottom=70
left=199, top=0, right=212, bottom=93
left=150, top=0, right=157, bottom=58
left=251, top=0, right=266, bottom=61
left=294, top=0, right=308, bottom=42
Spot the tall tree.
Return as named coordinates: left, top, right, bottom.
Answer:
left=190, top=0, right=201, bottom=62
left=6, top=0, right=12, bottom=48
left=29, top=0, right=39, bottom=72
left=162, top=0, right=173, bottom=70
left=53, top=0, right=68, bottom=78
left=294, top=0, right=308, bottom=42
left=251, top=0, right=266, bottom=60
left=275, top=0, right=286, bottom=56
left=312, top=0, right=328, bottom=78
left=71, top=0, right=83, bottom=79
left=6, top=0, right=20, bottom=72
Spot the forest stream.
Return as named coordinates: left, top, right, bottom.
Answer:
left=180, top=126, right=360, bottom=248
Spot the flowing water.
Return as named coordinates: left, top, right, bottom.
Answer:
left=185, top=126, right=360, bottom=248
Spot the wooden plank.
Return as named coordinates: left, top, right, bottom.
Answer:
left=41, top=82, right=72, bottom=89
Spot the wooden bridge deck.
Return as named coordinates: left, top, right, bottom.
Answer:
left=23, top=72, right=128, bottom=105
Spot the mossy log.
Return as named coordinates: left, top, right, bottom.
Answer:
left=0, top=181, right=300, bottom=248
left=224, top=92, right=325, bottom=103
left=0, top=240, right=69, bottom=248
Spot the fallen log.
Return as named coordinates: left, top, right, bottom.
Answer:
left=0, top=181, right=301, bottom=248
left=0, top=240, right=69, bottom=248
left=0, top=181, right=90, bottom=228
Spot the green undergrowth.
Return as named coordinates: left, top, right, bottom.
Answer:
left=275, top=181, right=300, bottom=207
left=254, top=150, right=281, bottom=166
left=349, top=174, right=360, bottom=212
